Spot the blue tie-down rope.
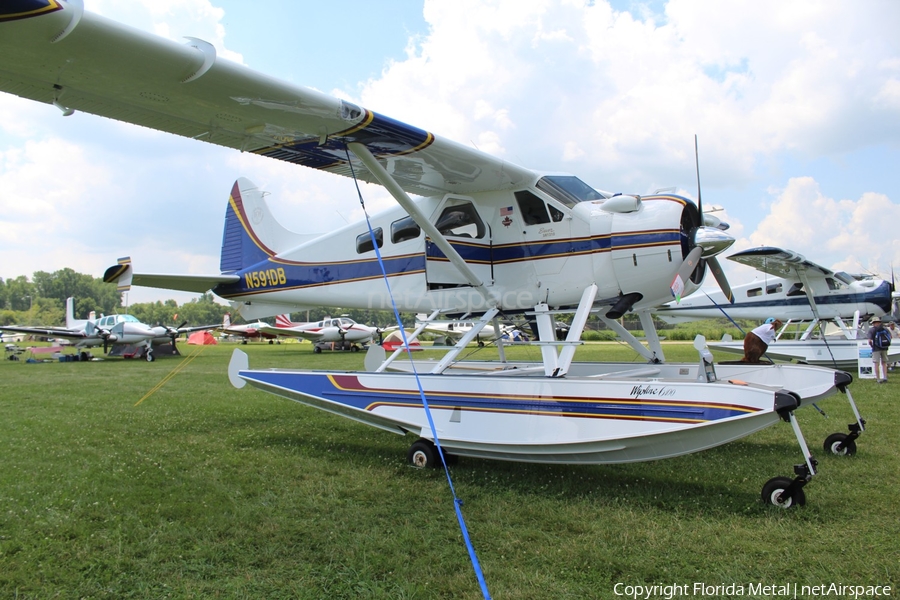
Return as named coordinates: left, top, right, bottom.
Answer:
left=345, top=147, right=492, bottom=599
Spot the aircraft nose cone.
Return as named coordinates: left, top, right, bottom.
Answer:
left=694, top=226, right=735, bottom=258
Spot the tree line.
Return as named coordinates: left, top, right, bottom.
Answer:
left=0, top=268, right=414, bottom=330
left=1, top=268, right=740, bottom=337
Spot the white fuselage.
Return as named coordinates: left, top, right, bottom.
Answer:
left=655, top=276, right=891, bottom=323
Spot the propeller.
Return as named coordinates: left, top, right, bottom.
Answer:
left=670, top=136, right=734, bottom=303
left=164, top=321, right=188, bottom=353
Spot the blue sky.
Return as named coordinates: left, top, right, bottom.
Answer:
left=1, top=0, right=899, bottom=306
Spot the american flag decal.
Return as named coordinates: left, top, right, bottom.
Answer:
left=500, top=206, right=513, bottom=216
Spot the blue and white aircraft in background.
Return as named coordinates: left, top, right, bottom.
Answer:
left=655, top=246, right=893, bottom=325
left=655, top=247, right=896, bottom=369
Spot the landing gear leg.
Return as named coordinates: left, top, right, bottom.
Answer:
left=824, top=380, right=865, bottom=456
left=145, top=349, right=155, bottom=362
left=764, top=406, right=817, bottom=508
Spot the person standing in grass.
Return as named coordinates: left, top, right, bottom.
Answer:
left=868, top=317, right=891, bottom=383
left=741, top=317, right=783, bottom=363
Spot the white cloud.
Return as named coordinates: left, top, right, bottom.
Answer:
left=746, top=177, right=900, bottom=279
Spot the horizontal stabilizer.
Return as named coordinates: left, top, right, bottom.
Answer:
left=103, top=256, right=240, bottom=294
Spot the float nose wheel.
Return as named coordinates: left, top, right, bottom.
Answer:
left=823, top=420, right=865, bottom=456
left=764, top=405, right=817, bottom=508
left=762, top=462, right=815, bottom=508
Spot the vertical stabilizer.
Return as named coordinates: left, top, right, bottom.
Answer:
left=219, top=178, right=320, bottom=273
left=66, top=297, right=76, bottom=329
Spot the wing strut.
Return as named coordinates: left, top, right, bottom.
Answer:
left=347, top=142, right=497, bottom=308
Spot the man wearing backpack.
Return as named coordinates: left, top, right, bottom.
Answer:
left=868, top=317, right=891, bottom=383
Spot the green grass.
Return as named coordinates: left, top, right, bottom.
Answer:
left=1, top=341, right=898, bottom=599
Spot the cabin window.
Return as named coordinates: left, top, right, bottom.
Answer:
left=825, top=277, right=841, bottom=290
left=356, top=227, right=383, bottom=254
left=786, top=283, right=805, bottom=297
left=434, top=201, right=485, bottom=239
left=747, top=287, right=762, bottom=297
left=548, top=204, right=564, bottom=222
left=391, top=216, right=421, bottom=243
left=766, top=283, right=783, bottom=294
left=515, top=190, right=550, bottom=225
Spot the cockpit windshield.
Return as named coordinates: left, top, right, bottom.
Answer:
left=535, top=175, right=608, bottom=208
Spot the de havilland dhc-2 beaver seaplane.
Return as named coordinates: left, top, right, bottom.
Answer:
left=0, top=2, right=865, bottom=506
left=654, top=246, right=897, bottom=370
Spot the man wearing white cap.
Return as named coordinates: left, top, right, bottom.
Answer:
left=741, top=317, right=783, bottom=363
left=868, top=317, right=891, bottom=383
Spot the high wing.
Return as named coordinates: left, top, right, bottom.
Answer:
left=727, top=247, right=853, bottom=319
left=727, top=247, right=846, bottom=283
left=0, top=4, right=535, bottom=198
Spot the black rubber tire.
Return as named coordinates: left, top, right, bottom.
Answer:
left=823, top=432, right=857, bottom=457
left=145, top=351, right=155, bottom=363
left=407, top=439, right=439, bottom=469
left=313, top=346, right=322, bottom=354
left=761, top=476, right=805, bottom=508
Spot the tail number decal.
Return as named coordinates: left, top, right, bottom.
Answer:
left=244, top=268, right=287, bottom=289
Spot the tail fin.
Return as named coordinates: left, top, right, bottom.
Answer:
left=219, top=178, right=320, bottom=273
left=66, top=297, right=76, bottom=329
left=275, top=314, right=294, bottom=328
left=223, top=313, right=232, bottom=329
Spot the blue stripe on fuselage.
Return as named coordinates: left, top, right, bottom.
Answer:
left=659, top=281, right=893, bottom=314
left=217, top=228, right=683, bottom=297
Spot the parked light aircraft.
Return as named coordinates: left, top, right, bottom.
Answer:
left=0, top=298, right=217, bottom=361
left=655, top=247, right=893, bottom=324
left=219, top=312, right=277, bottom=343
left=655, top=247, right=897, bottom=369
left=257, top=314, right=379, bottom=351
left=411, top=313, right=521, bottom=345
left=1, top=4, right=866, bottom=506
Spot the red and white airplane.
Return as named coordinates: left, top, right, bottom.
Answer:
left=257, top=314, right=379, bottom=348
left=219, top=313, right=278, bottom=344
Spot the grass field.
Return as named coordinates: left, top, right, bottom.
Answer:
left=1, top=341, right=897, bottom=599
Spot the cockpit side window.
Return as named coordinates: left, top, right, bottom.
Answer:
left=535, top=175, right=607, bottom=208
left=515, top=190, right=550, bottom=225
left=434, top=201, right=485, bottom=239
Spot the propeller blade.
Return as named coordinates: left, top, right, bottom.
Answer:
left=671, top=246, right=703, bottom=302
left=694, top=134, right=703, bottom=221
left=707, top=256, right=734, bottom=304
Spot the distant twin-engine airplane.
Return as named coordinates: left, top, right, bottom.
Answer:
left=0, top=298, right=216, bottom=361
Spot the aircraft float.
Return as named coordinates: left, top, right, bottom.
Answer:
left=0, top=2, right=867, bottom=506
left=0, top=298, right=217, bottom=361
left=655, top=247, right=898, bottom=369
